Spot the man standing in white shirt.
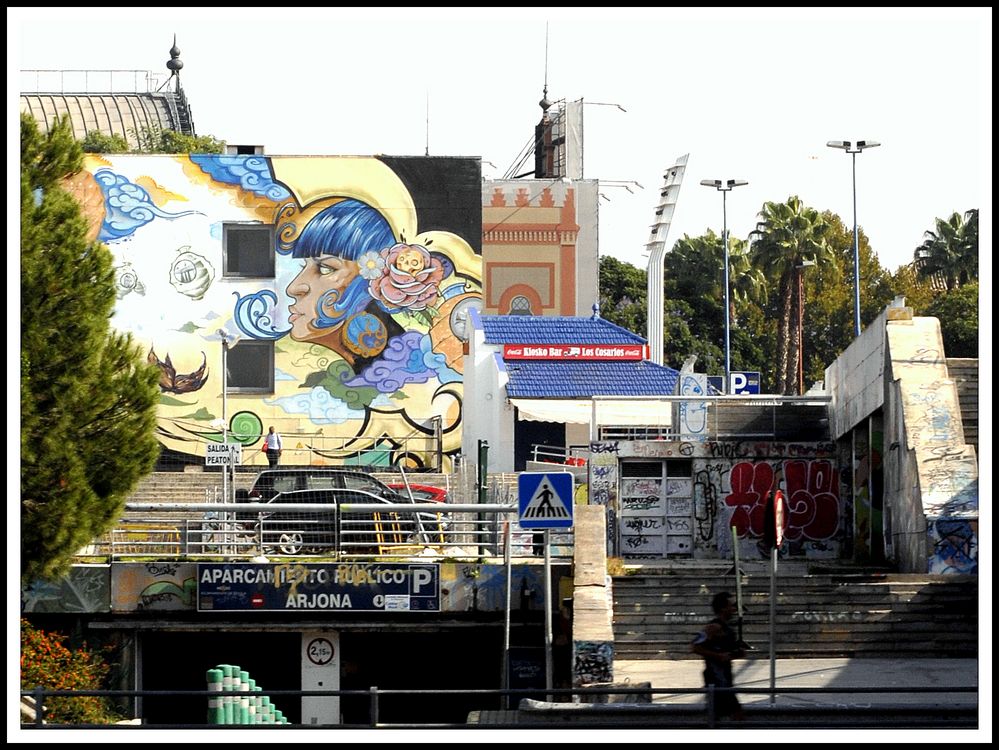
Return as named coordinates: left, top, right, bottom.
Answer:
left=264, top=426, right=283, bottom=467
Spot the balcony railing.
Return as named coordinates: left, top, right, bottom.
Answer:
left=82, top=498, right=573, bottom=562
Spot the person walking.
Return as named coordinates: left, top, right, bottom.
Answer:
left=691, top=591, right=746, bottom=721
left=263, top=426, right=283, bottom=467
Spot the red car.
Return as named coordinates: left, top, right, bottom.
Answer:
left=387, top=483, right=449, bottom=503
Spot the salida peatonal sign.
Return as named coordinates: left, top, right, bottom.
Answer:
left=503, top=344, right=647, bottom=361
left=197, top=562, right=440, bottom=613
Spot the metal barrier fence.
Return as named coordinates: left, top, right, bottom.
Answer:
left=84, top=497, right=573, bottom=562
left=20, top=684, right=978, bottom=729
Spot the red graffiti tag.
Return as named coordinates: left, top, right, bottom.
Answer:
left=724, top=462, right=773, bottom=536
left=783, top=460, right=840, bottom=541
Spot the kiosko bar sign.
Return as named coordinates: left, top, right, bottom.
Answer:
left=503, top=344, right=647, bottom=360
left=197, top=562, right=440, bottom=612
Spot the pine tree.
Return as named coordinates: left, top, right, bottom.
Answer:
left=20, top=113, right=161, bottom=582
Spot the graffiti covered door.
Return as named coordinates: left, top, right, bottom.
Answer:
left=618, top=460, right=692, bottom=558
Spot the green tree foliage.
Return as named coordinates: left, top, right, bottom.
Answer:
left=80, top=130, right=130, bottom=154
left=598, top=200, right=976, bottom=397
left=926, top=282, right=979, bottom=357
left=80, top=125, right=225, bottom=154
left=21, top=114, right=161, bottom=582
left=598, top=255, right=648, bottom=334
left=795, top=212, right=897, bottom=388
left=133, top=124, right=225, bottom=154
left=21, top=619, right=122, bottom=724
left=913, top=209, right=978, bottom=290
left=750, top=196, right=834, bottom=395
left=890, top=263, right=938, bottom=313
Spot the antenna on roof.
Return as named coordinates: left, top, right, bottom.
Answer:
left=540, top=22, right=551, bottom=112
left=425, top=90, right=430, bottom=156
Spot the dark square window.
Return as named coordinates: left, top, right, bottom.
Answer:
left=223, top=224, right=275, bottom=277
left=226, top=340, right=274, bottom=393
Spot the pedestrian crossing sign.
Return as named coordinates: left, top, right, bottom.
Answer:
left=518, top=472, right=574, bottom=529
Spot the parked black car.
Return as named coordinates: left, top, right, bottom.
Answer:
left=251, top=487, right=448, bottom=556
left=247, top=468, right=405, bottom=503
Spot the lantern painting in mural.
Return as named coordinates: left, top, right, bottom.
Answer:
left=69, top=154, right=482, bottom=469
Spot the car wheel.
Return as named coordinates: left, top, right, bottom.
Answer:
left=278, top=532, right=305, bottom=555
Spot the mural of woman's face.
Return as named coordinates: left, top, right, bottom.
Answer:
left=286, top=254, right=361, bottom=342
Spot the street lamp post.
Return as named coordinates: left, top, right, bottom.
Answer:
left=218, top=330, right=231, bottom=507
left=826, top=140, right=880, bottom=338
left=700, top=178, right=748, bottom=392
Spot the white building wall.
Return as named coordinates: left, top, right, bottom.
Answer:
left=461, top=310, right=516, bottom=472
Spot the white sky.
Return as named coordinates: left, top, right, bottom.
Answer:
left=9, top=7, right=992, bottom=275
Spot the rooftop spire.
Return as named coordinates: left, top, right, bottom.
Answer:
left=167, top=35, right=183, bottom=90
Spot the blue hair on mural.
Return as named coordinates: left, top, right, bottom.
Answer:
left=189, top=155, right=291, bottom=202
left=292, top=199, right=396, bottom=262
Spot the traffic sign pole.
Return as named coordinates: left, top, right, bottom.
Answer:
left=544, top=528, right=552, bottom=697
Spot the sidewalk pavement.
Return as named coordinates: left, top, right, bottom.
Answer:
left=612, top=657, right=980, bottom=709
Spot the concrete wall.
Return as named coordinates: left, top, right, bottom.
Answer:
left=883, top=312, right=978, bottom=574
left=571, top=505, right=614, bottom=686
left=826, top=306, right=890, bottom=439
left=461, top=309, right=516, bottom=471
left=824, top=301, right=978, bottom=574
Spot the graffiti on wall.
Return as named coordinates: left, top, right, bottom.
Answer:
left=572, top=640, right=614, bottom=687
left=693, top=464, right=723, bottom=543
left=590, top=442, right=620, bottom=552
left=69, top=155, right=483, bottom=470
left=22, top=566, right=110, bottom=613
left=906, top=384, right=978, bottom=511
left=928, top=518, right=977, bottom=574
left=678, top=373, right=708, bottom=442
left=725, top=459, right=840, bottom=546
left=112, top=562, right=198, bottom=612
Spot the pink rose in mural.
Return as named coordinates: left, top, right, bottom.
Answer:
left=368, top=243, right=444, bottom=312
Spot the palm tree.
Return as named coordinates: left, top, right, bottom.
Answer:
left=727, top=236, right=767, bottom=327
left=913, top=209, right=978, bottom=291
left=750, top=196, right=834, bottom=395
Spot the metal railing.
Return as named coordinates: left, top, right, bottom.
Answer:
left=84, top=497, right=572, bottom=562
left=20, top=684, right=978, bottom=729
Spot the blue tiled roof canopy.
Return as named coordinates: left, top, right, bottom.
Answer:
left=481, top=315, right=645, bottom=345
left=505, top=360, right=679, bottom=398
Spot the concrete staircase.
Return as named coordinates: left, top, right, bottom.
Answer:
left=124, top=468, right=256, bottom=504
left=612, top=563, right=978, bottom=659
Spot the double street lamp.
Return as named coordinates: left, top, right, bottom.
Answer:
left=826, top=140, right=880, bottom=338
left=700, top=178, right=748, bottom=392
